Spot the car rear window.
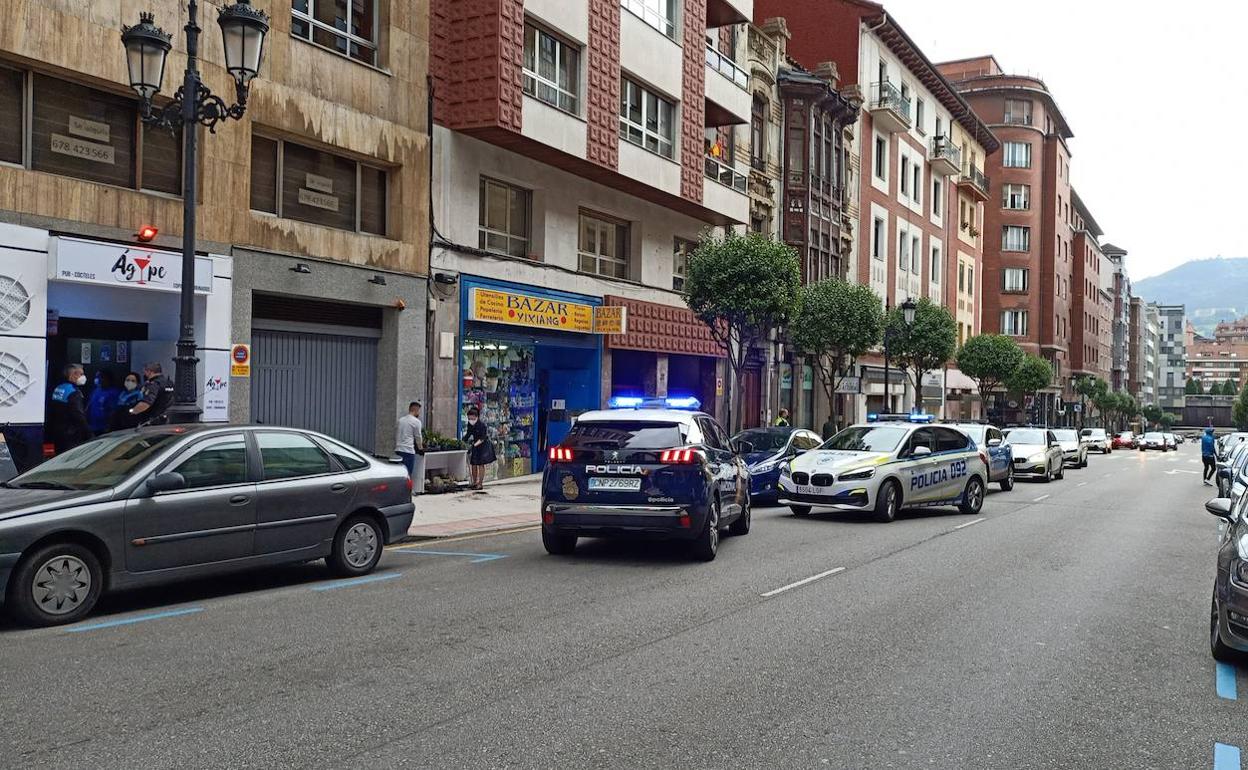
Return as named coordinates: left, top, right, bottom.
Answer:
left=564, top=421, right=686, bottom=450
left=1005, top=429, right=1046, bottom=444
left=734, top=429, right=791, bottom=451
left=1053, top=430, right=1078, bottom=441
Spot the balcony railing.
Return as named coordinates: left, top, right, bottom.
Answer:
left=705, top=155, right=747, bottom=193
left=930, top=136, right=962, bottom=168
left=870, top=81, right=911, bottom=121
left=964, top=164, right=989, bottom=195
left=705, top=44, right=749, bottom=90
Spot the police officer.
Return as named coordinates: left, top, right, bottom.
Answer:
left=128, top=362, right=175, bottom=425
left=47, top=364, right=92, bottom=453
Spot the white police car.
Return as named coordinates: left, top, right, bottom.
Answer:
left=776, top=414, right=990, bottom=523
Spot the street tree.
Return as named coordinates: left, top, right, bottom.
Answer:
left=1159, top=413, right=1178, bottom=429
left=1141, top=404, right=1164, bottom=427
left=789, top=279, right=884, bottom=432
left=1074, top=375, right=1109, bottom=428
left=1235, top=387, right=1248, bottom=431
left=1007, top=355, right=1052, bottom=421
left=886, top=297, right=957, bottom=413
left=956, top=334, right=1025, bottom=420
left=1186, top=379, right=1204, bottom=395
left=684, top=230, right=801, bottom=432
left=1225, top=379, right=1240, bottom=396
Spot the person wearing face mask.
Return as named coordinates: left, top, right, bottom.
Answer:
left=86, top=370, right=121, bottom=435
left=463, top=405, right=495, bottom=490
left=47, top=363, right=92, bottom=453
left=109, top=372, right=144, bottom=431
left=128, top=361, right=175, bottom=425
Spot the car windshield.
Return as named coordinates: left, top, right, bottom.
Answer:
left=733, top=429, right=791, bottom=452
left=1117, top=432, right=1133, bottom=438
left=820, top=426, right=908, bottom=453
left=1144, top=432, right=1163, bottom=441
left=564, top=421, right=685, bottom=450
left=1053, top=430, right=1078, bottom=441
left=1005, top=429, right=1046, bottom=445
left=6, top=431, right=182, bottom=490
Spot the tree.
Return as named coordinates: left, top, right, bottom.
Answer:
left=1235, top=387, right=1248, bottom=431
left=957, top=334, right=1025, bottom=421
left=684, top=231, right=801, bottom=432
left=885, top=297, right=957, bottom=413
left=1008, top=354, right=1053, bottom=398
left=1159, top=413, right=1178, bottom=429
left=1074, top=375, right=1109, bottom=428
left=1186, top=379, right=1204, bottom=395
left=1224, top=379, right=1240, bottom=396
left=789, top=279, right=884, bottom=431
left=1141, top=403, right=1164, bottom=428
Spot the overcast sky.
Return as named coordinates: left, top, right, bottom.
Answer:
left=878, top=0, right=1246, bottom=281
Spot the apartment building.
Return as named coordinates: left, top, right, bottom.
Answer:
left=1129, top=297, right=1159, bottom=405
left=755, top=0, right=999, bottom=419
left=1155, top=303, right=1187, bottom=410
left=1215, top=317, right=1248, bottom=345
left=1070, top=190, right=1109, bottom=384
left=1105, top=243, right=1132, bottom=393
left=1188, top=337, right=1248, bottom=393
left=0, top=0, right=430, bottom=458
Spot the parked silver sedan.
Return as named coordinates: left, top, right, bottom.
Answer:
left=0, top=425, right=415, bottom=627
left=1003, top=428, right=1065, bottom=482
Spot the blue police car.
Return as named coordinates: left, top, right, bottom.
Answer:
left=541, top=397, right=751, bottom=561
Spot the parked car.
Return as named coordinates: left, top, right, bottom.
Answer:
left=1218, top=432, right=1248, bottom=462
left=732, top=427, right=823, bottom=503
left=1139, top=432, right=1169, bottom=451
left=946, top=422, right=1014, bottom=491
left=1052, top=429, right=1088, bottom=468
left=1217, top=442, right=1248, bottom=498
left=1204, top=479, right=1248, bottom=660
left=1079, top=428, right=1112, bottom=454
left=1113, top=431, right=1137, bottom=450
left=1003, top=428, right=1065, bottom=482
left=0, top=425, right=415, bottom=627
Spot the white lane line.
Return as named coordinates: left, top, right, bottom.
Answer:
left=1077, top=481, right=1088, bottom=487
left=1033, top=494, right=1051, bottom=502
left=761, top=567, right=846, bottom=598
left=953, top=517, right=986, bottom=530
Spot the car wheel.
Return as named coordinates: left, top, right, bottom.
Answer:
left=728, top=494, right=751, bottom=536
left=689, top=498, right=720, bottom=562
left=873, top=480, right=900, bottom=523
left=6, top=542, right=103, bottom=627
left=1041, top=464, right=1052, bottom=483
left=999, top=466, right=1015, bottom=491
left=1080, top=455, right=1088, bottom=468
left=789, top=505, right=812, bottom=517
left=959, top=476, right=986, bottom=515
left=542, top=529, right=577, bottom=555
left=1212, top=592, right=1238, bottom=662
left=1055, top=462, right=1065, bottom=480
left=327, top=515, right=384, bottom=577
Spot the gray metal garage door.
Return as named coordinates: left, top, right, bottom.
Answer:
left=251, top=327, right=379, bottom=451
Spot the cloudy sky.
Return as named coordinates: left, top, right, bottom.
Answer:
left=879, top=0, right=1247, bottom=280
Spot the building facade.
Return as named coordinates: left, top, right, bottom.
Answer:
left=1155, top=303, right=1187, bottom=410
left=0, top=0, right=430, bottom=460
left=1188, top=336, right=1248, bottom=393
left=1129, top=297, right=1159, bottom=406
left=1105, top=243, right=1132, bottom=393
left=1070, top=190, right=1109, bottom=385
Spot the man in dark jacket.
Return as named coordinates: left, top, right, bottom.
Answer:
left=1202, top=426, right=1218, bottom=486
left=128, top=362, right=175, bottom=425
left=47, top=364, right=91, bottom=453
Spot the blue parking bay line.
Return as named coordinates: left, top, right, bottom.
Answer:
left=1215, top=743, right=1241, bottom=770
left=66, top=607, right=204, bottom=633
left=1217, top=662, right=1239, bottom=700
left=312, top=572, right=403, bottom=592
left=392, top=549, right=508, bottom=564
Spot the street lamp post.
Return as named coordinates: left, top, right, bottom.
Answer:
left=882, top=296, right=917, bottom=413
left=121, top=0, right=269, bottom=423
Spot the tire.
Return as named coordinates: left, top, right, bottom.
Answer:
left=1041, top=464, right=1052, bottom=483
left=327, top=515, right=384, bottom=577
left=689, top=498, right=720, bottom=561
left=873, top=480, right=901, bottom=523
left=1080, top=455, right=1088, bottom=468
left=728, top=494, right=751, bottom=536
left=542, top=529, right=577, bottom=555
left=1055, top=462, right=1065, bottom=481
left=1212, top=592, right=1238, bottom=663
left=959, top=476, right=986, bottom=515
left=6, top=542, right=104, bottom=627
left=789, top=505, right=812, bottom=517
left=999, top=466, right=1014, bottom=491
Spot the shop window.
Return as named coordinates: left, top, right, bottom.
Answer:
left=257, top=432, right=333, bottom=480
left=578, top=211, right=630, bottom=279
left=291, top=0, right=378, bottom=66
left=673, top=237, right=696, bottom=292
left=0, top=66, right=22, bottom=165
left=249, top=134, right=389, bottom=236
left=523, top=22, right=580, bottom=115
left=619, top=78, right=674, bottom=159
left=478, top=177, right=531, bottom=258
left=461, top=339, right=536, bottom=480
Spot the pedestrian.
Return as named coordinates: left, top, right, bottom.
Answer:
left=109, top=372, right=144, bottom=431
left=47, top=364, right=91, bottom=454
left=463, top=405, right=495, bottom=490
left=774, top=408, right=791, bottom=427
left=821, top=414, right=838, bottom=441
left=127, top=362, right=175, bottom=425
left=86, top=370, right=121, bottom=435
left=394, top=401, right=426, bottom=495
left=1202, top=426, right=1218, bottom=487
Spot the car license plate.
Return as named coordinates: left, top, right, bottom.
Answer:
left=588, top=477, right=641, bottom=491
left=795, top=485, right=816, bottom=495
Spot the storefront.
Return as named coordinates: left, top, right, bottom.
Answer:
left=459, top=278, right=604, bottom=480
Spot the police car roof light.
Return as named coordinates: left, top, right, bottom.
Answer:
left=608, top=395, right=646, bottom=409
left=664, top=396, right=701, bottom=410
left=867, top=413, right=934, bottom=423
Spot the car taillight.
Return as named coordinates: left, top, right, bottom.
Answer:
left=660, top=448, right=697, bottom=464
left=978, top=449, right=989, bottom=467
left=405, top=477, right=414, bottom=492
left=548, top=446, right=573, bottom=462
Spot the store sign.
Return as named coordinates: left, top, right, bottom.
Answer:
left=592, top=306, right=627, bottom=334
left=0, top=337, right=46, bottom=424
left=802, top=365, right=813, bottom=391
left=230, top=343, right=251, bottom=377
left=297, top=188, right=339, bottom=212
left=69, top=115, right=111, bottom=142
left=0, top=247, right=49, bottom=339
left=835, top=376, right=861, bottom=394
left=202, top=350, right=229, bottom=422
left=468, top=287, right=594, bottom=333
left=780, top=368, right=793, bottom=390
left=50, top=238, right=213, bottom=295
left=50, top=133, right=115, bottom=165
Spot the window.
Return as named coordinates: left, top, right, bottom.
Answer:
left=750, top=95, right=766, bottom=170
left=931, top=176, right=942, bottom=216
left=673, top=237, right=696, bottom=291
left=292, top=0, right=378, bottom=66
left=936, top=427, right=970, bottom=452
left=1004, top=98, right=1032, bottom=125
left=0, top=66, right=21, bottom=165
left=258, top=432, right=333, bottom=480
left=579, top=211, right=630, bottom=279
left=911, top=235, right=920, bottom=274
left=931, top=246, right=941, bottom=283
left=622, top=0, right=677, bottom=38
left=967, top=266, right=974, bottom=295
left=1003, top=267, right=1029, bottom=292
left=1002, top=225, right=1031, bottom=252
left=523, top=23, right=580, bottom=114
left=171, top=436, right=248, bottom=489
left=874, top=135, right=887, bottom=179
left=250, top=134, right=388, bottom=235
left=619, top=78, right=675, bottom=159
left=915, top=98, right=925, bottom=133
left=912, top=164, right=921, bottom=206
left=958, top=263, right=965, bottom=292
left=315, top=436, right=370, bottom=470
left=900, top=156, right=910, bottom=195
left=1002, top=310, right=1029, bottom=336
left=898, top=231, right=909, bottom=272
left=1003, top=141, right=1032, bottom=168
left=478, top=177, right=531, bottom=258
left=1002, top=183, right=1030, bottom=210
left=935, top=117, right=944, bottom=142
left=872, top=217, right=886, bottom=260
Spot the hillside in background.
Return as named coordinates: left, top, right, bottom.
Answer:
left=1133, top=257, right=1248, bottom=336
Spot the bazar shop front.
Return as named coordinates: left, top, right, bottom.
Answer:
left=458, top=277, right=603, bottom=480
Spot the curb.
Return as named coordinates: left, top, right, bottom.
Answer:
left=395, top=518, right=540, bottom=544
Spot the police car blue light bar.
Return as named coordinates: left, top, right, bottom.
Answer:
left=664, top=396, right=701, bottom=410
left=608, top=395, right=645, bottom=408
left=608, top=394, right=702, bottom=410
left=867, top=412, right=934, bottom=423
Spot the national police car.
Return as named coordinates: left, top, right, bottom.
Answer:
left=540, top=398, right=750, bottom=561
left=776, top=414, right=990, bottom=523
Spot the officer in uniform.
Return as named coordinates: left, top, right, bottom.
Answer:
left=128, top=362, right=175, bottom=425
left=47, top=364, right=92, bottom=453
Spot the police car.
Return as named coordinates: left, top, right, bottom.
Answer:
left=540, top=397, right=751, bottom=561
left=776, top=414, right=990, bottom=523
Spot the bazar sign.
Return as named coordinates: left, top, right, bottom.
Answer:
left=591, top=306, right=627, bottom=334
left=50, top=237, right=213, bottom=295
left=469, top=288, right=595, bottom=333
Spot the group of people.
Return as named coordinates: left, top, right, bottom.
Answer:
left=393, top=402, right=496, bottom=495
left=46, top=362, right=174, bottom=454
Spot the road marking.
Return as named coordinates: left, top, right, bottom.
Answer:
left=1165, top=469, right=1200, bottom=475
left=65, top=607, right=204, bottom=633
left=1214, top=743, right=1241, bottom=770
left=311, top=572, right=403, bottom=592
left=1217, top=661, right=1239, bottom=700
left=761, top=567, right=846, bottom=598
left=1077, top=481, right=1088, bottom=487
left=391, top=548, right=508, bottom=563
left=953, top=517, right=985, bottom=530
left=1033, top=494, right=1051, bottom=502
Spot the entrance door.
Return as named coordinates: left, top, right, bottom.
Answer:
left=740, top=368, right=762, bottom=429
left=539, top=367, right=595, bottom=471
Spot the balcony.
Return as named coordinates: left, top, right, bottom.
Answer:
left=705, top=155, right=748, bottom=193
left=706, top=44, right=749, bottom=90
left=929, top=136, right=961, bottom=177
left=868, top=81, right=911, bottom=134
left=957, top=164, right=990, bottom=202
left=703, top=155, right=749, bottom=223
left=704, top=47, right=751, bottom=124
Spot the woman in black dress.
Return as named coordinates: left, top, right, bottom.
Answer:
left=463, top=406, right=495, bottom=490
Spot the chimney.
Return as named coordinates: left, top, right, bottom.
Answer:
left=814, top=61, right=841, bottom=90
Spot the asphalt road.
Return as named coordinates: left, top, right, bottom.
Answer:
left=2, top=443, right=1243, bottom=769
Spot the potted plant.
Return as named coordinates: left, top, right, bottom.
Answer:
left=422, top=429, right=469, bottom=486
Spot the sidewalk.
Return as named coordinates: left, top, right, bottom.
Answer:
left=405, top=474, right=541, bottom=539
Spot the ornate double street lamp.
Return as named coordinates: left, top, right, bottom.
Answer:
left=120, top=0, right=269, bottom=422
left=882, top=296, right=917, bottom=412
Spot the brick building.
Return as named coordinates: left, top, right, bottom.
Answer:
left=1070, top=190, right=1110, bottom=385
left=1105, top=243, right=1132, bottom=393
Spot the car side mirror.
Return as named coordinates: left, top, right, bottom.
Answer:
left=910, top=446, right=932, bottom=458
left=146, top=472, right=186, bottom=495
left=1206, top=497, right=1233, bottom=520
left=987, top=438, right=1002, bottom=447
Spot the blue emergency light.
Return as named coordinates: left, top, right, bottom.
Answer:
left=608, top=395, right=645, bottom=408
left=608, top=394, right=702, bottom=411
left=868, top=412, right=934, bottom=423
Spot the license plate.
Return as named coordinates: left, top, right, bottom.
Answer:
left=795, top=485, right=816, bottom=495
left=588, top=477, right=641, bottom=491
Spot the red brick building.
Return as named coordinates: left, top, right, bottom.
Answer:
left=1070, top=190, right=1110, bottom=385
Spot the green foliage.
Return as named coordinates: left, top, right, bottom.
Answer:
left=1141, top=404, right=1164, bottom=425
left=886, top=298, right=957, bottom=411
left=1072, top=376, right=1110, bottom=427
left=423, top=430, right=466, bottom=451
left=1223, top=379, right=1240, bottom=396
left=1186, top=379, right=1204, bottom=395
left=1235, top=387, right=1248, bottom=431
left=956, top=334, right=1025, bottom=406
left=1159, top=413, right=1180, bottom=429
left=789, top=279, right=884, bottom=424
left=1007, top=354, right=1053, bottom=396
